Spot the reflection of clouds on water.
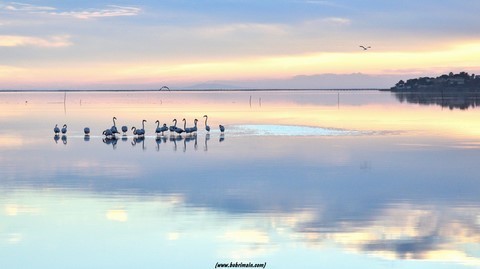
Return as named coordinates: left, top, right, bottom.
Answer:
left=4, top=204, right=41, bottom=216
left=71, top=160, right=141, bottom=179
left=291, top=204, right=480, bottom=265
left=106, top=209, right=128, bottom=222
left=0, top=135, right=24, bottom=148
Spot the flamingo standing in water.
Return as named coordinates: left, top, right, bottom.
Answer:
left=132, top=120, right=146, bottom=136
left=160, top=123, right=168, bottom=135
left=155, top=120, right=168, bottom=136
left=84, top=127, right=90, bottom=135
left=121, top=125, right=128, bottom=134
left=169, top=119, right=177, bottom=132
left=203, top=115, right=210, bottom=132
left=131, top=127, right=143, bottom=136
left=103, top=129, right=113, bottom=138
left=54, top=124, right=60, bottom=135
left=110, top=117, right=119, bottom=135
left=175, top=119, right=185, bottom=135
left=219, top=124, right=225, bottom=133
left=185, top=119, right=198, bottom=134
left=61, top=124, right=67, bottom=134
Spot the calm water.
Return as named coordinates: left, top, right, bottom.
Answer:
left=1, top=90, right=480, bottom=268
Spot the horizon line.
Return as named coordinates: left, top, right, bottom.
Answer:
left=0, top=88, right=386, bottom=93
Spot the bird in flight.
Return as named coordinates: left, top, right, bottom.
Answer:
left=359, top=45, right=371, bottom=51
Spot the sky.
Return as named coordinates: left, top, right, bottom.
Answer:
left=1, top=0, right=480, bottom=90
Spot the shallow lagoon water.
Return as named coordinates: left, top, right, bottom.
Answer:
left=1, top=90, right=480, bottom=268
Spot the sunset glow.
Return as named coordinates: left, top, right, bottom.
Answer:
left=1, top=1, right=480, bottom=89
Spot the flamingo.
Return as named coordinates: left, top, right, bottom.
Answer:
left=121, top=125, right=128, bottom=134
left=84, top=127, right=90, bottom=135
left=175, top=119, right=185, bottom=135
left=131, top=120, right=146, bottom=136
left=110, top=117, right=119, bottom=134
left=54, top=124, right=60, bottom=135
left=131, top=126, right=139, bottom=136
left=61, top=124, right=67, bottom=134
left=185, top=119, right=198, bottom=134
left=160, top=123, right=168, bottom=135
left=139, top=119, right=146, bottom=135
left=192, top=119, right=198, bottom=133
left=131, top=126, right=144, bottom=137
left=203, top=115, right=210, bottom=132
left=219, top=124, right=225, bottom=133
left=155, top=120, right=162, bottom=135
left=169, top=119, right=177, bottom=132
left=103, top=129, right=113, bottom=138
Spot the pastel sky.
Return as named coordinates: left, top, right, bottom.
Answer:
left=1, top=0, right=480, bottom=89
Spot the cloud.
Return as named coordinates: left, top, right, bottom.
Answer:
left=197, top=23, right=287, bottom=37
left=301, top=0, right=345, bottom=8
left=1, top=2, right=141, bottom=19
left=0, top=35, right=72, bottom=47
left=322, top=17, right=351, bottom=26
left=2, top=2, right=55, bottom=11
left=303, top=17, right=351, bottom=27
left=50, top=5, right=141, bottom=19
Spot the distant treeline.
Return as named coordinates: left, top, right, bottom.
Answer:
left=390, top=72, right=480, bottom=92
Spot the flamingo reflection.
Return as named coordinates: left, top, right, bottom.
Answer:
left=204, top=133, right=210, bottom=151
left=103, top=137, right=118, bottom=150
left=156, top=136, right=167, bottom=151
left=131, top=136, right=146, bottom=151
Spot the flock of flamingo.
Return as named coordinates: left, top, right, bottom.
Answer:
left=53, top=115, right=225, bottom=137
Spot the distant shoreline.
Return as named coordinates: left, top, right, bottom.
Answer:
left=0, top=88, right=384, bottom=93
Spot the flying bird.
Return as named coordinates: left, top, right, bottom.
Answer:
left=359, top=45, right=371, bottom=51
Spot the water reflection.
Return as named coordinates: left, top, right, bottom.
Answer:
left=394, top=91, right=480, bottom=110
left=2, top=91, right=480, bottom=269
left=155, top=136, right=167, bottom=151
left=103, top=137, right=118, bottom=149
left=53, top=134, right=60, bottom=144
left=204, top=133, right=210, bottom=151
left=61, top=135, right=67, bottom=145
left=131, top=136, right=145, bottom=150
